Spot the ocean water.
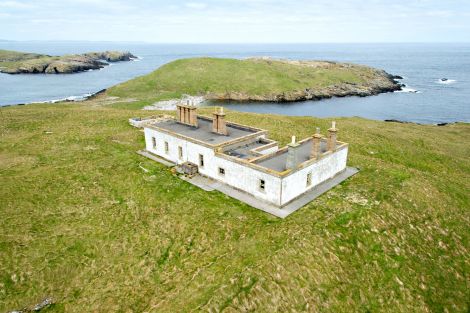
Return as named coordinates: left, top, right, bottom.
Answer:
left=0, top=42, right=469, bottom=124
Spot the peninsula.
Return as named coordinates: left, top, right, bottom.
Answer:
left=107, top=57, right=402, bottom=105
left=0, top=49, right=137, bottom=74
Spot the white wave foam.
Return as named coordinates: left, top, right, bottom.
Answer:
left=395, top=87, right=420, bottom=94
left=437, top=79, right=456, bottom=85
left=27, top=93, right=93, bottom=105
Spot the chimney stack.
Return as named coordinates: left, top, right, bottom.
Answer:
left=327, top=121, right=337, bottom=151
left=212, top=107, right=228, bottom=135
left=286, top=135, right=300, bottom=170
left=176, top=101, right=198, bottom=127
left=310, top=127, right=323, bottom=159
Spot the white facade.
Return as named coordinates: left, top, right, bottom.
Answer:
left=143, top=119, right=349, bottom=208
left=280, top=147, right=348, bottom=205
left=145, top=127, right=283, bottom=205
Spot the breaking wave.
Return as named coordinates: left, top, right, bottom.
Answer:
left=437, top=79, right=456, bottom=85
left=395, top=87, right=421, bottom=94
left=25, top=93, right=93, bottom=105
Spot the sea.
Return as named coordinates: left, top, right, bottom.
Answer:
left=0, top=42, right=469, bottom=124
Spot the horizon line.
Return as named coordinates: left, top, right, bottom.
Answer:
left=1, top=39, right=470, bottom=45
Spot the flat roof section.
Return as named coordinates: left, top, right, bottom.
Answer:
left=224, top=140, right=267, bottom=159
left=150, top=117, right=261, bottom=145
left=254, top=140, right=328, bottom=172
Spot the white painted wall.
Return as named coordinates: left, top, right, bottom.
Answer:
left=145, top=127, right=348, bottom=207
left=208, top=155, right=282, bottom=206
left=280, top=147, right=348, bottom=205
left=144, top=128, right=188, bottom=164
left=144, top=128, right=282, bottom=206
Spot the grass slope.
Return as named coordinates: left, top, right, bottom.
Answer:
left=0, top=102, right=468, bottom=312
left=107, top=57, right=393, bottom=106
left=0, top=49, right=52, bottom=70
left=0, top=49, right=49, bottom=62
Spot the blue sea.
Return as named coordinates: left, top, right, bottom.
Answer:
left=0, top=42, right=469, bottom=124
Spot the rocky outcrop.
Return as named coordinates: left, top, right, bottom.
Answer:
left=0, top=50, right=137, bottom=74
left=206, top=82, right=401, bottom=102
left=83, top=51, right=136, bottom=62
left=204, top=60, right=401, bottom=102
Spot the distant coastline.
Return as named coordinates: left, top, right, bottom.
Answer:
left=0, top=49, right=137, bottom=74
left=1, top=42, right=468, bottom=124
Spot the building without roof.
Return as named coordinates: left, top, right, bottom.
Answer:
left=142, top=103, right=351, bottom=213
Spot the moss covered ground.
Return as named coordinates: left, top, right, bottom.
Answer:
left=0, top=100, right=468, bottom=312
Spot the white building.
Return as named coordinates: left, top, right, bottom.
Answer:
left=142, top=104, right=351, bottom=212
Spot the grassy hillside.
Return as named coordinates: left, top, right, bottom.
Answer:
left=0, top=101, right=468, bottom=312
left=0, top=49, right=49, bottom=62
left=107, top=57, right=399, bottom=106
left=0, top=49, right=53, bottom=71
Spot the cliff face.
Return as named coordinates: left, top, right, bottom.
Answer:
left=0, top=50, right=137, bottom=74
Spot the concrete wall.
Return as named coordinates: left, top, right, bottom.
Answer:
left=145, top=128, right=188, bottom=164
left=210, top=155, right=282, bottom=206
left=144, top=128, right=282, bottom=206
left=280, top=147, right=348, bottom=205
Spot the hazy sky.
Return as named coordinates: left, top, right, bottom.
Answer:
left=0, top=0, right=469, bottom=42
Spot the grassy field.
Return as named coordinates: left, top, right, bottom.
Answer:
left=0, top=49, right=55, bottom=71
left=0, top=50, right=49, bottom=62
left=0, top=100, right=468, bottom=312
left=107, top=57, right=396, bottom=106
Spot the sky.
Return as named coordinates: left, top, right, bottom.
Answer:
left=0, top=0, right=469, bottom=43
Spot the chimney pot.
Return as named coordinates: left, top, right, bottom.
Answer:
left=212, top=107, right=227, bottom=135
left=286, top=135, right=300, bottom=170
left=328, top=122, right=338, bottom=151
left=311, top=128, right=322, bottom=160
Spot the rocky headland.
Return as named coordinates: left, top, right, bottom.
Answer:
left=204, top=59, right=402, bottom=102
left=107, top=57, right=402, bottom=105
left=0, top=49, right=137, bottom=74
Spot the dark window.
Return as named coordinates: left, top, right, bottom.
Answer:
left=219, top=167, right=225, bottom=175
left=307, top=172, right=312, bottom=186
left=164, top=141, right=169, bottom=153
left=178, top=146, right=183, bottom=159
left=199, top=154, right=204, bottom=167
left=259, top=179, right=265, bottom=190
left=152, top=137, right=156, bottom=149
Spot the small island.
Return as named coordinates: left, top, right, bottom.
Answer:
left=0, top=49, right=137, bottom=74
left=107, top=57, right=402, bottom=105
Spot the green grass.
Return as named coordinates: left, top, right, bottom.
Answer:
left=107, top=57, right=387, bottom=105
left=0, top=101, right=468, bottom=312
left=0, top=49, right=58, bottom=72
left=0, top=49, right=48, bottom=62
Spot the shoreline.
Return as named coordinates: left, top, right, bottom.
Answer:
left=1, top=94, right=465, bottom=126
